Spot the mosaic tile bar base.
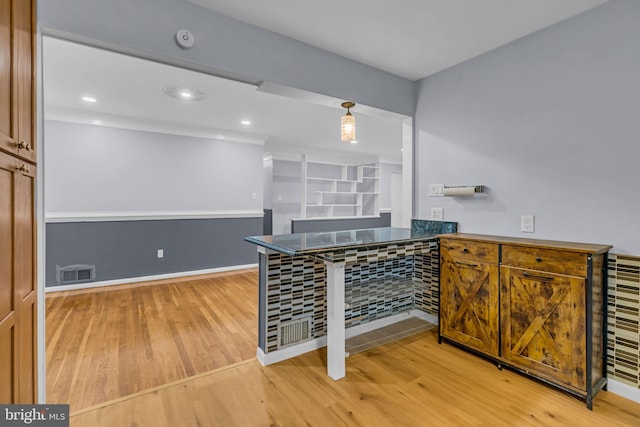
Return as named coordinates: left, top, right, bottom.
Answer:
left=608, top=254, right=640, bottom=391
left=264, top=240, right=439, bottom=353
left=414, top=252, right=440, bottom=314
left=265, top=253, right=326, bottom=353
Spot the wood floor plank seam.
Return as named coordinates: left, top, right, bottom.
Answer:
left=70, top=358, right=259, bottom=417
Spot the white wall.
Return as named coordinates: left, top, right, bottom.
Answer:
left=379, top=162, right=402, bottom=210
left=271, top=159, right=302, bottom=235
left=415, top=0, right=640, bottom=254
left=45, top=120, right=264, bottom=213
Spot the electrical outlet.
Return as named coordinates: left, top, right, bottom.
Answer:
left=431, top=207, right=444, bottom=221
left=521, top=215, right=535, bottom=233
left=157, top=249, right=164, bottom=258
left=251, top=192, right=257, bottom=200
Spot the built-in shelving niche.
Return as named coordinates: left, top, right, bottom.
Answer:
left=301, top=154, right=380, bottom=219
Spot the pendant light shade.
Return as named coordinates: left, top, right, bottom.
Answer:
left=341, top=101, right=356, bottom=142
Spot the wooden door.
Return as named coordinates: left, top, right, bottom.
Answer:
left=440, top=258, right=499, bottom=356
left=500, top=267, right=586, bottom=390
left=0, top=0, right=35, bottom=162
left=0, top=151, right=37, bottom=403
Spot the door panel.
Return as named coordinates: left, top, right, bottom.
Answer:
left=0, top=151, right=37, bottom=403
left=0, top=321, right=16, bottom=402
left=500, top=267, right=586, bottom=389
left=13, top=0, right=35, bottom=162
left=440, top=258, right=499, bottom=356
left=17, top=295, right=36, bottom=403
left=0, top=0, right=15, bottom=155
left=0, top=162, right=14, bottom=320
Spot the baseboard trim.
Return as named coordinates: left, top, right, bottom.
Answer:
left=607, top=379, right=640, bottom=403
left=410, top=309, right=439, bottom=324
left=256, top=310, right=437, bottom=366
left=45, top=264, right=258, bottom=292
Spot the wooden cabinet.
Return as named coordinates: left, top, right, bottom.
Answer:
left=439, top=234, right=610, bottom=409
left=440, top=239, right=499, bottom=356
left=0, top=0, right=37, bottom=404
left=0, top=0, right=36, bottom=163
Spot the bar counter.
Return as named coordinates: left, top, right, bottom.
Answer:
left=245, top=221, right=457, bottom=380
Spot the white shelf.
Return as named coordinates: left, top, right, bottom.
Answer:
left=307, top=177, right=358, bottom=182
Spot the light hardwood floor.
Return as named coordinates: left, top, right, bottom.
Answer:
left=71, top=329, right=640, bottom=427
left=45, top=269, right=258, bottom=410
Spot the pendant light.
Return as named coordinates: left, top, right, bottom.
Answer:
left=341, top=101, right=356, bottom=142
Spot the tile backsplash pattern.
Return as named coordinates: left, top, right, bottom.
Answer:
left=608, top=253, right=640, bottom=391
left=265, top=253, right=326, bottom=353
left=414, top=251, right=440, bottom=315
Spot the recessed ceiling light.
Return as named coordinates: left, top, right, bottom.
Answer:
left=161, top=85, right=206, bottom=101
left=91, top=119, right=103, bottom=125
left=82, top=96, right=97, bottom=103
left=241, top=120, right=251, bottom=125
left=350, top=140, right=358, bottom=144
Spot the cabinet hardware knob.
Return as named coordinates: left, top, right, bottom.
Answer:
left=536, top=257, right=543, bottom=262
left=16, top=164, right=30, bottom=173
left=24, top=142, right=32, bottom=151
left=15, top=140, right=26, bottom=149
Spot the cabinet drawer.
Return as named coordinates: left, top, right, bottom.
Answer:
left=440, top=239, right=499, bottom=264
left=501, top=246, right=587, bottom=277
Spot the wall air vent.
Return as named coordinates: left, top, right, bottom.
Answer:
left=56, top=264, right=96, bottom=285
left=277, top=318, right=311, bottom=349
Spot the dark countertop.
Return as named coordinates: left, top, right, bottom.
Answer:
left=245, top=227, right=441, bottom=256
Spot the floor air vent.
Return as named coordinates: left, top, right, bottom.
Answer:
left=277, top=318, right=311, bottom=349
left=56, top=264, right=96, bottom=285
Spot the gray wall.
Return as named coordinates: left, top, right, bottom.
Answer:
left=46, top=217, right=261, bottom=286
left=38, top=0, right=415, bottom=117
left=291, top=213, right=391, bottom=234
left=44, top=121, right=265, bottom=286
left=45, top=121, right=263, bottom=213
left=415, top=0, right=640, bottom=255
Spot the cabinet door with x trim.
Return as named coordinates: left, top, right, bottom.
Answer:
left=500, top=267, right=586, bottom=390
left=440, top=257, right=499, bottom=357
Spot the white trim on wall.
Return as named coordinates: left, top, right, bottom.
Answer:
left=44, top=263, right=258, bottom=292
left=607, top=379, right=640, bottom=404
left=45, top=210, right=264, bottom=223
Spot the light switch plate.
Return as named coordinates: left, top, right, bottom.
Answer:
left=429, top=184, right=444, bottom=197
left=431, top=207, right=444, bottom=220
left=521, top=215, right=535, bottom=233
left=157, top=249, right=164, bottom=258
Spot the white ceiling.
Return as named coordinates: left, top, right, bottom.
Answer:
left=43, top=1, right=607, bottom=163
left=189, top=0, right=607, bottom=80
left=43, top=37, right=405, bottom=163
